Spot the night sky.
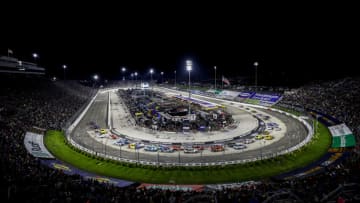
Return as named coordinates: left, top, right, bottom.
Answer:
left=1, top=3, right=359, bottom=86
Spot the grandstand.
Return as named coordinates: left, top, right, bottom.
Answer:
left=1, top=69, right=360, bottom=202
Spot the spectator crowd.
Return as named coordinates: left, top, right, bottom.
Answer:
left=0, top=76, right=359, bottom=202
left=278, top=77, right=360, bottom=142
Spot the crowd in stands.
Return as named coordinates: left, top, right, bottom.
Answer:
left=1, top=76, right=359, bottom=202
left=278, top=77, right=360, bottom=142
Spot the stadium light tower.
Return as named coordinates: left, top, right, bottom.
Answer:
left=32, top=53, right=38, bottom=64
left=134, top=72, right=138, bottom=88
left=62, top=65, right=67, bottom=80
left=214, top=66, right=217, bottom=90
left=150, top=68, right=154, bottom=83
left=254, top=62, right=259, bottom=91
left=161, top=71, right=164, bottom=83
left=186, top=60, right=192, bottom=98
left=186, top=60, right=192, bottom=116
left=150, top=68, right=154, bottom=98
left=121, top=67, right=126, bottom=81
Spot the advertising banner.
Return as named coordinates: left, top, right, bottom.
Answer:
left=328, top=123, right=356, bottom=148
left=250, top=93, right=282, bottom=103
left=237, top=91, right=255, bottom=99
left=24, top=132, right=54, bottom=159
left=41, top=159, right=134, bottom=187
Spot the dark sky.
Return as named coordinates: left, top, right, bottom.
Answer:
left=1, top=3, right=359, bottom=86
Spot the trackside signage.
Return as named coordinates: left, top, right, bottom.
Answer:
left=24, top=132, right=54, bottom=158
left=328, top=123, right=356, bottom=148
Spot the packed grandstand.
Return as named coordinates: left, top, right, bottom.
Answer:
left=1, top=72, right=359, bottom=202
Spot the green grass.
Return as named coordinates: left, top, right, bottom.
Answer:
left=45, top=121, right=331, bottom=184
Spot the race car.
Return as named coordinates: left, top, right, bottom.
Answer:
left=113, top=139, right=129, bottom=146
left=210, top=144, right=225, bottom=152
left=159, top=145, right=175, bottom=153
left=264, top=135, right=274, bottom=140
left=238, top=139, right=255, bottom=144
left=171, top=145, right=184, bottom=151
left=233, top=143, right=247, bottom=150
left=128, top=142, right=145, bottom=149
left=100, top=129, right=107, bottom=134
left=110, top=134, right=119, bottom=139
left=184, top=147, right=199, bottom=153
left=192, top=144, right=205, bottom=150
left=144, top=145, right=158, bottom=152
left=255, top=135, right=264, bottom=140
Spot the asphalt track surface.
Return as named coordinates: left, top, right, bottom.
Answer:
left=71, top=91, right=308, bottom=164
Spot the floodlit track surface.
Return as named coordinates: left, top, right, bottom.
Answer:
left=71, top=91, right=308, bottom=164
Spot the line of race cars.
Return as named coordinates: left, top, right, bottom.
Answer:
left=88, top=117, right=280, bottom=154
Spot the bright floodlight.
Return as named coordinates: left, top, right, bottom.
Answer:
left=63, top=65, right=67, bottom=69
left=93, top=74, right=99, bottom=80
left=150, top=68, right=154, bottom=74
left=134, top=72, right=138, bottom=76
left=186, top=60, right=192, bottom=71
left=214, top=66, right=216, bottom=70
left=254, top=62, right=259, bottom=67
left=32, top=53, right=38, bottom=58
left=161, top=71, right=164, bottom=75
left=121, top=67, right=126, bottom=72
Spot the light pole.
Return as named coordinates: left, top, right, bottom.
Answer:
left=134, top=72, right=138, bottom=88
left=150, top=69, right=154, bottom=98
left=63, top=65, right=67, bottom=80
left=121, top=67, right=126, bottom=81
left=254, top=62, right=259, bottom=91
left=150, top=68, right=154, bottom=83
left=93, top=74, right=99, bottom=87
left=186, top=60, right=192, bottom=116
left=161, top=71, right=164, bottom=84
left=32, top=53, right=38, bottom=64
left=214, top=66, right=217, bottom=90
left=174, top=70, right=177, bottom=88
